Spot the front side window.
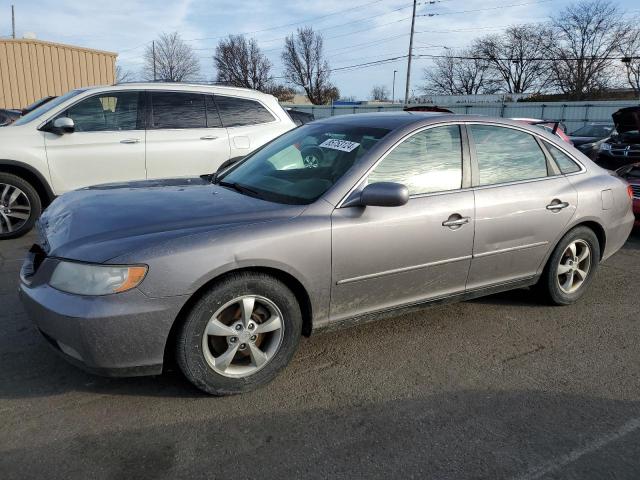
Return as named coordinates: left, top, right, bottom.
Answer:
left=151, top=92, right=207, bottom=129
left=215, top=96, right=275, bottom=127
left=64, top=92, right=139, bottom=132
left=219, top=123, right=389, bottom=204
left=368, top=125, right=463, bottom=195
left=470, top=125, right=548, bottom=186
left=544, top=141, right=581, bottom=174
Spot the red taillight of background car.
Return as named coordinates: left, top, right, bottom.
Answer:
left=628, top=185, right=634, bottom=200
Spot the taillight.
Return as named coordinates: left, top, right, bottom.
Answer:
left=629, top=185, right=634, bottom=200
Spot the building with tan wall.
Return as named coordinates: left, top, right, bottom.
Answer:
left=0, top=38, right=116, bottom=109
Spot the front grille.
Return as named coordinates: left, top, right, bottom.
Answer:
left=632, top=184, right=640, bottom=199
left=609, top=144, right=640, bottom=158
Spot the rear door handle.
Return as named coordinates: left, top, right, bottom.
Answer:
left=442, top=215, right=471, bottom=228
left=546, top=201, right=570, bottom=211
left=120, top=138, right=140, bottom=144
left=200, top=135, right=218, bottom=140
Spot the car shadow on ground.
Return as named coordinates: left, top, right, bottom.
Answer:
left=1, top=389, right=639, bottom=479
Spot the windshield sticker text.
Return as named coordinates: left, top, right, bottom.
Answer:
left=319, top=139, right=361, bottom=152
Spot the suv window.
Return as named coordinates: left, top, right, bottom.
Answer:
left=368, top=125, right=463, bottom=195
left=64, top=92, right=139, bottom=132
left=544, top=141, right=581, bottom=174
left=215, top=96, right=275, bottom=127
left=470, top=125, right=548, bottom=186
left=151, top=92, right=207, bottom=129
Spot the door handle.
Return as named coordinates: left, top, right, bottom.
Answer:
left=200, top=135, right=218, bottom=140
left=442, top=215, right=471, bottom=228
left=120, top=138, right=140, bottom=144
left=546, top=201, right=570, bottom=211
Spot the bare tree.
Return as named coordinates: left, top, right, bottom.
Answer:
left=370, top=85, right=390, bottom=101
left=282, top=27, right=337, bottom=105
left=422, top=49, right=498, bottom=95
left=214, top=35, right=272, bottom=90
left=264, top=84, right=296, bottom=102
left=115, top=64, right=134, bottom=83
left=620, top=23, right=640, bottom=97
left=473, top=24, right=552, bottom=94
left=544, top=0, right=625, bottom=99
left=143, top=32, right=200, bottom=82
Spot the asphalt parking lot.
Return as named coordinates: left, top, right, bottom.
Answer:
left=1, top=230, right=639, bottom=479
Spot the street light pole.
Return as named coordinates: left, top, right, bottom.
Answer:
left=11, top=5, right=16, bottom=39
left=404, top=0, right=417, bottom=106
left=392, top=70, right=397, bottom=104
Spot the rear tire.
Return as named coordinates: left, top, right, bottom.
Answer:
left=537, top=226, right=600, bottom=305
left=0, top=173, right=41, bottom=240
left=176, top=272, right=302, bottom=395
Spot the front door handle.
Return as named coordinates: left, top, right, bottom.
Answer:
left=120, top=138, right=140, bottom=144
left=442, top=215, right=471, bottom=228
left=546, top=200, right=570, bottom=211
left=200, top=135, right=218, bottom=140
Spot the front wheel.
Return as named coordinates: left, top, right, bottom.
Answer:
left=176, top=272, right=302, bottom=395
left=537, top=226, right=600, bottom=305
left=0, top=173, right=42, bottom=240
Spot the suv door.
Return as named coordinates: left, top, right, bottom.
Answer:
left=145, top=91, right=230, bottom=179
left=330, top=124, right=475, bottom=321
left=43, top=91, right=146, bottom=193
left=466, top=123, right=578, bottom=290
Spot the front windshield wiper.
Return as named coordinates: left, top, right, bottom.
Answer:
left=201, top=156, right=245, bottom=184
left=218, top=180, right=262, bottom=198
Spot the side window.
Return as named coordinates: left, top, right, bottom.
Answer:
left=151, top=92, right=206, bottom=129
left=205, top=95, right=223, bottom=128
left=470, top=125, right=548, bottom=186
left=215, top=96, right=275, bottom=127
left=544, top=141, right=581, bottom=174
left=65, top=92, right=139, bottom=132
left=368, top=125, right=463, bottom=195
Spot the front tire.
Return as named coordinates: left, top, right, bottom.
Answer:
left=0, top=173, right=41, bottom=240
left=537, top=226, right=600, bottom=305
left=176, top=272, right=302, bottom=395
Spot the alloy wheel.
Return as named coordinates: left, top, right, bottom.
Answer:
left=201, top=295, right=284, bottom=378
left=0, top=183, right=31, bottom=234
left=557, top=239, right=591, bottom=294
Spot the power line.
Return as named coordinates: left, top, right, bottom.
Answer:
left=418, top=0, right=553, bottom=17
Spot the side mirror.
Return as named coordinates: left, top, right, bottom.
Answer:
left=346, top=182, right=409, bottom=207
left=51, top=117, right=75, bottom=135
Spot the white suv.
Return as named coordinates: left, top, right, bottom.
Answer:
left=0, top=83, right=296, bottom=239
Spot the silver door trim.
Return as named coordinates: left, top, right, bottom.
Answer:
left=473, top=241, right=549, bottom=259
left=336, top=254, right=473, bottom=285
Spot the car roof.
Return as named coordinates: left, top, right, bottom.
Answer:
left=85, top=82, right=274, bottom=99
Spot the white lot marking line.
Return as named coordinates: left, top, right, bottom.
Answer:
left=513, top=417, right=640, bottom=480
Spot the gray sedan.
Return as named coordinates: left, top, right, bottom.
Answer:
left=19, top=113, right=634, bottom=395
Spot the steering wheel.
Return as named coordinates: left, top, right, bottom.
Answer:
left=300, top=146, right=324, bottom=168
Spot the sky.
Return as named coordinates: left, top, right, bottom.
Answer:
left=0, top=0, right=638, bottom=100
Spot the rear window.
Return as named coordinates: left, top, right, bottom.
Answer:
left=215, top=96, right=275, bottom=127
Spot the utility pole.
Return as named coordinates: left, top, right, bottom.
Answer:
left=11, top=5, right=16, bottom=39
left=392, top=69, right=397, bottom=104
left=152, top=40, right=156, bottom=81
left=404, top=0, right=417, bottom=105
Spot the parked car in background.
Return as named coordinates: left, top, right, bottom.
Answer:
left=21, top=95, right=57, bottom=115
left=0, top=108, right=21, bottom=126
left=512, top=118, right=572, bottom=144
left=596, top=106, right=640, bottom=170
left=286, top=108, right=315, bottom=126
left=19, top=113, right=634, bottom=395
left=616, top=162, right=640, bottom=227
left=0, top=83, right=295, bottom=239
left=404, top=105, right=454, bottom=113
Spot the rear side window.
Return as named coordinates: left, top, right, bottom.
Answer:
left=368, top=125, right=463, bottom=195
left=151, top=92, right=206, bottom=129
left=215, top=96, right=275, bottom=127
left=544, top=141, right=581, bottom=174
left=470, top=125, right=548, bottom=186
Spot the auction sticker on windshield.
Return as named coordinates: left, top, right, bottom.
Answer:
left=319, top=139, right=361, bottom=152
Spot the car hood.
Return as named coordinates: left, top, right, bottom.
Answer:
left=570, top=136, right=599, bottom=146
left=612, top=107, right=640, bottom=134
left=38, top=177, right=305, bottom=263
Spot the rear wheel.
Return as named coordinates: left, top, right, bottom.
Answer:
left=0, top=173, right=41, bottom=240
left=176, top=272, right=302, bottom=395
left=537, top=226, right=600, bottom=305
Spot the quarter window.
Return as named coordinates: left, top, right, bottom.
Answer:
left=64, top=92, right=139, bottom=132
left=368, top=125, right=463, bottom=195
left=544, top=141, right=581, bottom=174
left=470, top=125, right=548, bottom=186
left=151, top=92, right=207, bottom=129
left=215, top=96, right=275, bottom=127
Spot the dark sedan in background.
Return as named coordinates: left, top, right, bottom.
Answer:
left=570, top=122, right=615, bottom=159
left=596, top=106, right=640, bottom=170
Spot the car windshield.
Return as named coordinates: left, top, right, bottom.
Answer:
left=12, top=89, right=87, bottom=126
left=571, top=124, right=614, bottom=137
left=219, top=123, right=390, bottom=205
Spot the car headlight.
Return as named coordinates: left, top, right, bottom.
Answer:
left=599, top=142, right=612, bottom=151
left=49, top=261, right=147, bottom=296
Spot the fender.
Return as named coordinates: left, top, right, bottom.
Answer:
left=0, top=159, right=56, bottom=203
